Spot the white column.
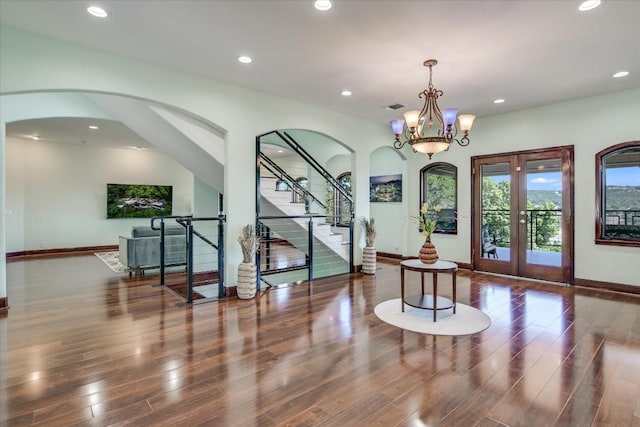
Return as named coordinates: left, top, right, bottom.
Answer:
left=0, top=122, right=7, bottom=300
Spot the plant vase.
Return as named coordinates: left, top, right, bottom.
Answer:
left=419, top=237, right=439, bottom=264
left=237, top=262, right=257, bottom=299
left=362, top=246, right=377, bottom=274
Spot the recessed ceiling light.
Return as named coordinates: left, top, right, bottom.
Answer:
left=87, top=6, right=108, bottom=18
left=89, top=125, right=99, bottom=130
left=238, top=56, right=252, bottom=64
left=493, top=98, right=505, bottom=104
left=612, top=71, right=629, bottom=78
left=341, top=90, right=352, bottom=97
left=30, top=135, right=40, bottom=140
left=277, top=150, right=284, bottom=153
left=132, top=146, right=143, bottom=151
left=314, top=1, right=333, bottom=11
left=578, top=0, right=601, bottom=12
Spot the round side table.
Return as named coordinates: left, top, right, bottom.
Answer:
left=400, top=259, right=458, bottom=322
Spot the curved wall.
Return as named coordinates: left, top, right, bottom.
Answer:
left=0, top=26, right=392, bottom=297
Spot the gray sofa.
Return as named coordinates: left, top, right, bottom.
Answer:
left=119, top=225, right=187, bottom=274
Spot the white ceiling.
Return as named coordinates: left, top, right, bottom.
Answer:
left=1, top=0, right=639, bottom=133
left=6, top=117, right=153, bottom=149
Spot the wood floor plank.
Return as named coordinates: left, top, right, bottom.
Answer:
left=2, top=256, right=640, bottom=425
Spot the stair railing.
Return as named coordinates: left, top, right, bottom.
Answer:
left=152, top=214, right=226, bottom=303
left=256, top=214, right=326, bottom=290
left=256, top=131, right=354, bottom=276
left=260, top=152, right=326, bottom=210
left=176, top=215, right=226, bottom=303
left=151, top=215, right=192, bottom=284
left=259, top=130, right=353, bottom=202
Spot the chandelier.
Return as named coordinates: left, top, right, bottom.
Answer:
left=390, top=59, right=475, bottom=159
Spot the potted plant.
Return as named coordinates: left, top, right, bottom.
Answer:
left=236, top=224, right=260, bottom=299
left=359, top=216, right=377, bottom=274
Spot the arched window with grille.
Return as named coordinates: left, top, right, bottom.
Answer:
left=291, top=177, right=308, bottom=204
left=336, top=172, right=352, bottom=225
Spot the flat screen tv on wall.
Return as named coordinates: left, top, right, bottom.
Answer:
left=106, top=183, right=173, bottom=219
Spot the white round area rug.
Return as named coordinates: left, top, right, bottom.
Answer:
left=374, top=298, right=491, bottom=336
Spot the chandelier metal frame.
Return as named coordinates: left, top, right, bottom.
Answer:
left=391, top=59, right=475, bottom=159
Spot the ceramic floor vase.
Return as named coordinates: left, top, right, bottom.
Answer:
left=237, top=262, right=257, bottom=299
left=362, top=246, right=377, bottom=274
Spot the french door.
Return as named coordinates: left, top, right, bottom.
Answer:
left=472, top=146, right=574, bottom=283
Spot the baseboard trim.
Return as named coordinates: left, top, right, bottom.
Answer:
left=574, top=278, right=640, bottom=296
left=0, top=297, right=8, bottom=311
left=7, top=245, right=118, bottom=261
left=377, top=251, right=403, bottom=260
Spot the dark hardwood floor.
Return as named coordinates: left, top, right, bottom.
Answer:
left=1, top=255, right=639, bottom=426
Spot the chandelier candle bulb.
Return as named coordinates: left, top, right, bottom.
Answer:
left=442, top=108, right=459, bottom=127
left=390, top=119, right=405, bottom=136
left=403, top=110, right=420, bottom=129
left=459, top=114, right=476, bottom=132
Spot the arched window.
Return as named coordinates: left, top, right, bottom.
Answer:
left=275, top=180, right=289, bottom=191
left=291, top=177, right=308, bottom=203
left=595, top=141, right=640, bottom=247
left=420, top=162, right=457, bottom=234
left=336, top=172, right=352, bottom=225
left=325, top=172, right=352, bottom=226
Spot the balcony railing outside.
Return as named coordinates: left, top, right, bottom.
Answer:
left=482, top=208, right=562, bottom=252
left=603, top=209, right=640, bottom=240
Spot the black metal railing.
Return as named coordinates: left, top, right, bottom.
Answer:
left=255, top=214, right=349, bottom=289
left=152, top=214, right=226, bottom=303
left=482, top=208, right=562, bottom=251
left=260, top=153, right=326, bottom=210
left=603, top=209, right=640, bottom=239
left=257, top=222, right=309, bottom=273
left=604, top=209, right=640, bottom=225
left=256, top=131, right=354, bottom=287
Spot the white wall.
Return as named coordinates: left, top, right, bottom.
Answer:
left=0, top=26, right=391, bottom=298
left=326, top=154, right=351, bottom=178
left=193, top=176, right=220, bottom=273
left=194, top=176, right=219, bottom=217
left=6, top=137, right=194, bottom=252
left=1, top=25, right=637, bottom=299
left=403, top=89, right=640, bottom=287
left=369, top=146, right=408, bottom=254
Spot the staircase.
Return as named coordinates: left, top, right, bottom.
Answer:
left=260, top=176, right=349, bottom=262
left=256, top=130, right=353, bottom=287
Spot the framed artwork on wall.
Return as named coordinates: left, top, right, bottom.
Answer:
left=370, top=174, right=402, bottom=202
left=106, top=183, right=173, bottom=219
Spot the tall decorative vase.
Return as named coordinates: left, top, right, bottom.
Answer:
left=362, top=246, right=377, bottom=274
left=419, top=237, right=439, bottom=264
left=237, top=262, right=257, bottom=299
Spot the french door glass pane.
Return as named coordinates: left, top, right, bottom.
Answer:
left=481, top=162, right=511, bottom=261
left=525, top=158, right=563, bottom=266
